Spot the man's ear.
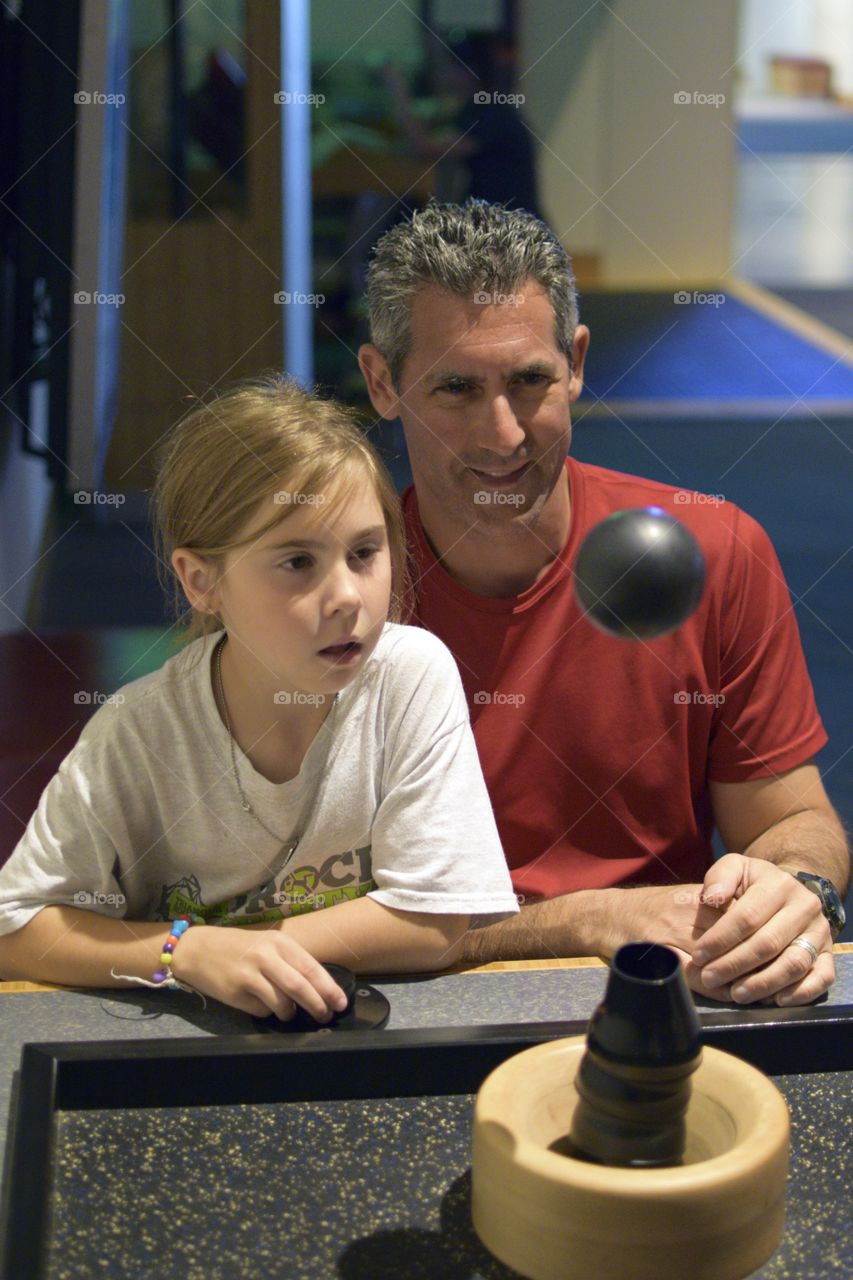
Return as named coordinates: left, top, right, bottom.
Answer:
left=358, top=344, right=402, bottom=420
left=567, top=324, right=590, bottom=403
left=171, top=548, right=222, bottom=616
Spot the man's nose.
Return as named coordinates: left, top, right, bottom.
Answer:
left=477, top=394, right=526, bottom=456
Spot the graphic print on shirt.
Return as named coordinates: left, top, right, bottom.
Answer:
left=157, top=846, right=375, bottom=926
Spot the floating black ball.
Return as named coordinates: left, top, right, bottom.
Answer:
left=574, top=507, right=706, bottom=639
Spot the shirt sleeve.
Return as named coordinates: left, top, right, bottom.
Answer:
left=367, top=630, right=519, bottom=922
left=0, top=743, right=128, bottom=936
left=708, top=506, right=828, bottom=781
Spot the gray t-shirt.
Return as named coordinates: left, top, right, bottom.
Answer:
left=0, top=624, right=518, bottom=933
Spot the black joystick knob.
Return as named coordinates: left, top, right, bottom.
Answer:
left=286, top=963, right=356, bottom=1029
left=566, top=943, right=703, bottom=1168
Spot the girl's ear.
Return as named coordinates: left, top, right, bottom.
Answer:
left=171, top=548, right=222, bottom=615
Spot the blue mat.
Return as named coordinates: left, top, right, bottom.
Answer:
left=577, top=289, right=853, bottom=417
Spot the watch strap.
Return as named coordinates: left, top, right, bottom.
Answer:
left=791, top=871, right=846, bottom=940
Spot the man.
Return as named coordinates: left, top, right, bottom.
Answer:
left=358, top=200, right=850, bottom=1006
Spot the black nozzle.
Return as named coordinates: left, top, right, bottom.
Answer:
left=562, top=942, right=702, bottom=1168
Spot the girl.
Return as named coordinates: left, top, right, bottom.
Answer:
left=0, top=378, right=518, bottom=1021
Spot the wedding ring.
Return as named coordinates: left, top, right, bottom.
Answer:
left=787, top=936, right=819, bottom=968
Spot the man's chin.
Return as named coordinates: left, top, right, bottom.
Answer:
left=463, top=469, right=545, bottom=520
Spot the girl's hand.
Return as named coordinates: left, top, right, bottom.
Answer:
left=171, top=924, right=349, bottom=1020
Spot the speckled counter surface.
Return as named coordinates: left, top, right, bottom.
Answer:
left=41, top=1072, right=852, bottom=1280
left=2, top=954, right=852, bottom=1279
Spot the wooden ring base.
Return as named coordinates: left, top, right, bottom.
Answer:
left=471, top=1037, right=790, bottom=1280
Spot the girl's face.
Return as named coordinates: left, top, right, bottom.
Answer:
left=206, top=475, right=393, bottom=697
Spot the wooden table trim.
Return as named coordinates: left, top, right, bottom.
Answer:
left=2, top=943, right=850, bottom=993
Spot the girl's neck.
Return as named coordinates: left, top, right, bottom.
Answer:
left=212, top=633, right=337, bottom=784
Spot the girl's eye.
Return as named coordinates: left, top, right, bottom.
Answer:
left=353, top=545, right=380, bottom=563
left=281, top=554, right=313, bottom=572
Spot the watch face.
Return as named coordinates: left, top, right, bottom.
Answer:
left=796, top=873, right=846, bottom=933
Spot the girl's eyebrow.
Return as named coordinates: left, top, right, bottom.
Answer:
left=265, top=524, right=387, bottom=552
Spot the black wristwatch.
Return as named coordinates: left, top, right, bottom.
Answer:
left=791, top=872, right=846, bottom=940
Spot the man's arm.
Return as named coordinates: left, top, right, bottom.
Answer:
left=709, top=762, right=849, bottom=889
left=459, top=762, right=849, bottom=1007
left=458, top=884, right=727, bottom=992
left=685, top=762, right=850, bottom=1005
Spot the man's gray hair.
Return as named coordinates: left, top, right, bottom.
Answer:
left=365, top=200, right=579, bottom=388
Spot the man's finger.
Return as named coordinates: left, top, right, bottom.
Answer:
left=692, top=884, right=792, bottom=968
left=728, top=945, right=834, bottom=1006
left=699, top=853, right=748, bottom=909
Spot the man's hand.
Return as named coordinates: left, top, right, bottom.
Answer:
left=601, top=884, right=740, bottom=1000
left=171, top=924, right=349, bottom=1020
left=690, top=854, right=834, bottom=1006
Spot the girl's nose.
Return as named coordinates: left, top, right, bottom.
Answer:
left=325, top=562, right=362, bottom=612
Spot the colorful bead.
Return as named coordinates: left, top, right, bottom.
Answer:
left=146, top=918, right=203, bottom=990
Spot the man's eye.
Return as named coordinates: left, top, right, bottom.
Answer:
left=515, top=372, right=550, bottom=387
left=437, top=380, right=472, bottom=395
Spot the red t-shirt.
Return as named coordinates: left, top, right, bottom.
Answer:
left=402, top=457, right=827, bottom=898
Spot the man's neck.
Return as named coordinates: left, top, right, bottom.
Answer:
left=418, top=477, right=572, bottom=599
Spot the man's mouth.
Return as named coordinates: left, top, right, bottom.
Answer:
left=468, top=462, right=532, bottom=486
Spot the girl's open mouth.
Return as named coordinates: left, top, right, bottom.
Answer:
left=318, top=641, right=363, bottom=664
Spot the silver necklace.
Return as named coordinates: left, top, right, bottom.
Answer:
left=213, top=633, right=337, bottom=862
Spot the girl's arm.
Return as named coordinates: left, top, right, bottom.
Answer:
left=177, top=895, right=470, bottom=984
left=0, top=906, right=348, bottom=1021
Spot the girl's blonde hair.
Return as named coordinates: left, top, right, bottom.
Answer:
left=151, top=375, right=410, bottom=645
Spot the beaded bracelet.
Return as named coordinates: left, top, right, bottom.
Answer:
left=110, top=913, right=205, bottom=992
left=152, top=914, right=205, bottom=987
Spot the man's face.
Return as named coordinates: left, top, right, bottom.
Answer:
left=361, top=283, right=588, bottom=536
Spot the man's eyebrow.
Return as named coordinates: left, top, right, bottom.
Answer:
left=264, top=525, right=387, bottom=552
left=424, top=360, right=560, bottom=387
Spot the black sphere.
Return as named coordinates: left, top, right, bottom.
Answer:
left=574, top=507, right=706, bottom=639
